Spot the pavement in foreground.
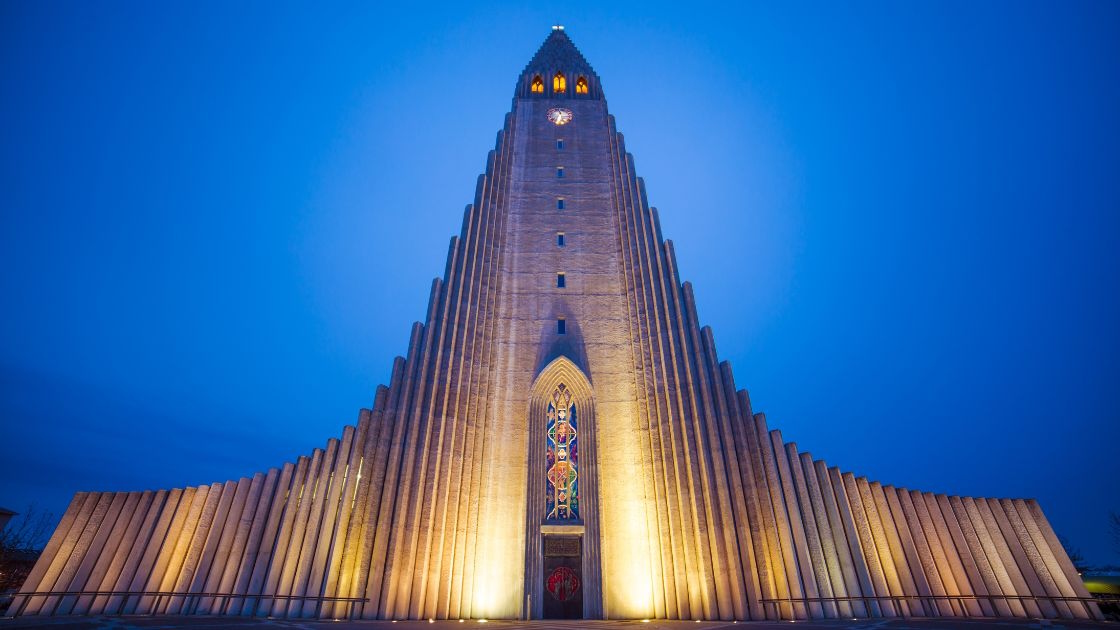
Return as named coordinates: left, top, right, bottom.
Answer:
left=0, top=616, right=1113, bottom=630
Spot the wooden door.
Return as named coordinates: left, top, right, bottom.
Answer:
left=542, top=535, right=582, bottom=619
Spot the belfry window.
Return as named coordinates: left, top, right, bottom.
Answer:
left=531, top=75, right=544, bottom=93
left=553, top=72, right=566, bottom=93
left=575, top=76, right=588, bottom=94
left=545, top=383, right=579, bottom=520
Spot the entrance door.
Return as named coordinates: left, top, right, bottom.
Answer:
left=542, top=535, right=582, bottom=619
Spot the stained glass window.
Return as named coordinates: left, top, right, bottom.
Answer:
left=545, top=384, right=578, bottom=520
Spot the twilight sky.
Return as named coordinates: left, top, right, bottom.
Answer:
left=2, top=2, right=1118, bottom=564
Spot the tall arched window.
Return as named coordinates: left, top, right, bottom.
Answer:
left=531, top=75, right=544, bottom=93
left=575, top=76, right=588, bottom=94
left=553, top=72, right=567, bottom=94
left=545, top=383, right=578, bottom=519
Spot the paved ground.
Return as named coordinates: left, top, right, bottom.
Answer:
left=0, top=616, right=1113, bottom=630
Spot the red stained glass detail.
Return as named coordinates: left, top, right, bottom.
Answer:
left=546, top=565, right=580, bottom=602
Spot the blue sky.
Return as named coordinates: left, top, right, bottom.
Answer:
left=2, top=1, right=1118, bottom=563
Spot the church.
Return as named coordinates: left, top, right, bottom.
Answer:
left=13, top=28, right=1100, bottom=622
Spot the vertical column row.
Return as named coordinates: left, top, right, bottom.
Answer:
left=15, top=387, right=399, bottom=618
left=606, top=121, right=674, bottom=619
left=608, top=120, right=794, bottom=622
left=607, top=127, right=698, bottom=619
left=740, top=433, right=1102, bottom=622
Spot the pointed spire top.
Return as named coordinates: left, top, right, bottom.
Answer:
left=527, top=27, right=593, bottom=74
left=517, top=27, right=603, bottom=99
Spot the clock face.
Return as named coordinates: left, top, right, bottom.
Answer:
left=547, top=108, right=573, bottom=126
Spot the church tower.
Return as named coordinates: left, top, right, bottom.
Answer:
left=14, top=28, right=1100, bottom=623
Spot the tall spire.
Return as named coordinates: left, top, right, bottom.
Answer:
left=517, top=27, right=603, bottom=99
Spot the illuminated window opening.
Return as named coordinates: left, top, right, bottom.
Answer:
left=557, top=318, right=566, bottom=334
left=557, top=232, right=565, bottom=246
left=531, top=75, right=544, bottom=93
left=553, top=72, right=566, bottom=93
left=575, top=76, right=588, bottom=94
left=557, top=272, right=566, bottom=288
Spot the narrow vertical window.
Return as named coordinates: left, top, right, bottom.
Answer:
left=575, top=76, right=588, bottom=94
left=557, top=198, right=565, bottom=209
left=546, top=383, right=578, bottom=520
left=557, top=318, right=566, bottom=334
left=553, top=72, right=566, bottom=93
left=557, top=167, right=564, bottom=178
left=557, top=232, right=565, bottom=247
left=557, top=272, right=566, bottom=288
left=556, top=139, right=564, bottom=150
left=531, top=75, right=544, bottom=93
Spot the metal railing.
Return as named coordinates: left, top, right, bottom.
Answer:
left=759, top=593, right=1117, bottom=619
left=4, top=590, right=369, bottom=619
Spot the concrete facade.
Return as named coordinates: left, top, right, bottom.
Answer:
left=14, top=28, right=1100, bottom=623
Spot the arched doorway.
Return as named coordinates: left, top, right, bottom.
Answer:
left=524, top=356, right=602, bottom=619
